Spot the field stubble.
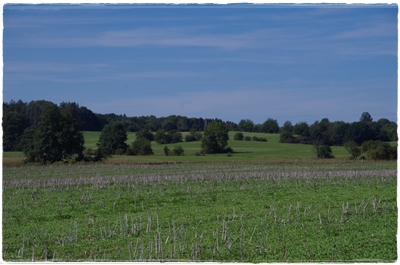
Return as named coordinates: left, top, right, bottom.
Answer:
left=2, top=162, right=397, bottom=262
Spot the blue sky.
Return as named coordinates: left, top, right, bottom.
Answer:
left=3, top=4, right=398, bottom=125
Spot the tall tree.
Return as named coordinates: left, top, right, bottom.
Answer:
left=238, top=119, right=254, bottom=132
left=201, top=121, right=230, bottom=154
left=2, top=111, right=29, bottom=151
left=262, top=118, right=279, bottom=133
left=360, top=112, right=373, bottom=122
left=97, top=122, right=128, bottom=154
left=23, top=103, right=85, bottom=163
left=59, top=105, right=85, bottom=160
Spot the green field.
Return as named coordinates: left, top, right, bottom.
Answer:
left=2, top=162, right=397, bottom=262
left=2, top=131, right=397, bottom=262
left=3, top=131, right=396, bottom=165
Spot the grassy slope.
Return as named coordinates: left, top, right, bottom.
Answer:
left=88, top=131, right=350, bottom=163
left=3, top=131, right=397, bottom=166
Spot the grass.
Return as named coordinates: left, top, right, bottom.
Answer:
left=2, top=131, right=397, bottom=261
left=2, top=162, right=397, bottom=262
left=3, top=131, right=396, bottom=165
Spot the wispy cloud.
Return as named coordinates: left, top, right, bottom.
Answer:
left=332, top=22, right=396, bottom=40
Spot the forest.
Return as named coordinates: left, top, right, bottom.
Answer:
left=3, top=99, right=397, bottom=153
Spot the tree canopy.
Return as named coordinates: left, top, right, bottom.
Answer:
left=23, top=103, right=84, bottom=163
left=97, top=122, right=128, bottom=154
left=201, top=121, right=231, bottom=154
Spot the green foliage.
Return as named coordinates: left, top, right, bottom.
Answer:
left=234, top=132, right=244, bottom=141
left=361, top=140, right=397, bottom=160
left=252, top=136, right=267, bottom=142
left=136, top=129, right=155, bottom=141
left=279, top=131, right=295, bottom=143
left=344, top=122, right=376, bottom=146
left=59, top=105, right=85, bottom=160
left=130, top=137, right=153, bottom=156
left=171, top=131, right=183, bottom=143
left=97, top=122, right=128, bottom=154
left=154, top=129, right=182, bottom=144
left=3, top=163, right=397, bottom=262
left=185, top=129, right=203, bottom=142
left=313, top=143, right=334, bottom=159
left=281, top=120, right=293, bottom=134
left=243, top=136, right=251, bottom=141
left=155, top=129, right=168, bottom=144
left=23, top=103, right=85, bottom=164
left=238, top=119, right=254, bottom=132
left=201, top=121, right=231, bottom=154
left=2, top=111, right=29, bottom=151
left=262, top=118, right=279, bottom=133
left=82, top=148, right=110, bottom=162
left=360, top=111, right=373, bottom=122
left=344, top=141, right=361, bottom=159
left=163, top=146, right=170, bottom=156
left=293, top=121, right=310, bottom=137
left=172, top=145, right=185, bottom=156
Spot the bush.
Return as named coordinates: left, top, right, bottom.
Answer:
left=83, top=148, right=110, bottom=162
left=130, top=137, right=153, bottom=156
left=280, top=131, right=294, bottom=143
left=171, top=131, right=183, bottom=143
left=244, top=136, right=251, bottom=141
left=163, top=146, right=170, bottom=156
left=344, top=141, right=361, bottom=159
left=114, top=148, right=126, bottom=155
left=172, top=146, right=184, bottom=156
left=252, top=136, right=268, bottom=142
left=313, top=144, right=334, bottom=159
left=195, top=150, right=206, bottom=156
left=234, top=132, right=244, bottom=141
left=361, top=140, right=397, bottom=160
left=185, top=130, right=203, bottom=142
left=136, top=129, right=154, bottom=141
left=185, top=134, right=197, bottom=142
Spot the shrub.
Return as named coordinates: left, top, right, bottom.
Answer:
left=344, top=141, right=361, bottom=159
left=251, top=136, right=268, bottom=142
left=185, top=130, right=203, bottom=142
left=244, top=136, right=251, bottom=141
left=83, top=148, right=110, bottom=162
left=280, top=131, right=294, bottom=143
left=185, top=134, right=197, bottom=142
left=361, top=140, right=397, bottom=160
left=234, top=132, right=244, bottom=141
left=195, top=150, right=206, bottom=156
left=136, top=129, right=154, bottom=141
left=313, top=144, right=334, bottom=159
left=130, top=137, right=153, bottom=156
left=172, top=146, right=185, bottom=156
left=114, top=148, right=126, bottom=155
left=171, top=131, right=183, bottom=143
left=163, top=146, right=170, bottom=156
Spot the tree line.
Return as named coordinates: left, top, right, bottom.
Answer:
left=3, top=99, right=397, bottom=160
left=3, top=100, right=235, bottom=151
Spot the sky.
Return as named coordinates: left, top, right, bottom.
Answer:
left=3, top=3, right=398, bottom=126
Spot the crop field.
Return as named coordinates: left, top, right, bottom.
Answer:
left=2, top=161, right=397, bottom=262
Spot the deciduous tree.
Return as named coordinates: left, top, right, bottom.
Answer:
left=201, top=121, right=231, bottom=154
left=97, top=122, right=128, bottom=154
